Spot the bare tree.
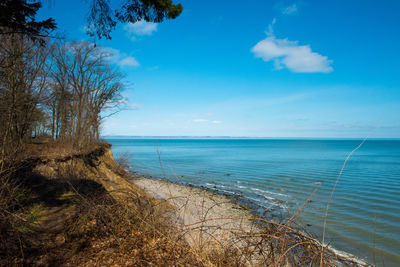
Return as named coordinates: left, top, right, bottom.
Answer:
left=0, top=36, right=124, bottom=170
left=0, top=34, right=52, bottom=167
left=49, top=41, right=124, bottom=147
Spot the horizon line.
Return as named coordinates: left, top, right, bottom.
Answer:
left=102, top=135, right=400, bottom=140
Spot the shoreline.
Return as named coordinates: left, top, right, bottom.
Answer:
left=133, top=176, right=370, bottom=266
left=133, top=177, right=261, bottom=252
left=129, top=173, right=283, bottom=220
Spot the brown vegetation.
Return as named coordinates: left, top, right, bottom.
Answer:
left=0, top=35, right=124, bottom=164
left=0, top=143, right=199, bottom=266
left=0, top=143, right=368, bottom=266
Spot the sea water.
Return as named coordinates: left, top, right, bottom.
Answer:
left=107, top=138, right=400, bottom=266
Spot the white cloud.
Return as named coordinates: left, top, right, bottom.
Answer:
left=103, top=47, right=140, bottom=68
left=116, top=98, right=129, bottom=106
left=268, top=18, right=277, bottom=35
left=251, top=20, right=333, bottom=73
left=119, top=56, right=140, bottom=67
left=282, top=4, right=298, bottom=15
left=192, top=118, right=222, bottom=124
left=130, top=103, right=143, bottom=109
left=114, top=98, right=142, bottom=110
left=124, top=21, right=157, bottom=40
left=193, top=119, right=209, bottom=123
left=102, top=47, right=121, bottom=62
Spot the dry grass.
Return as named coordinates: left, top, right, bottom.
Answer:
left=64, top=185, right=203, bottom=266
left=0, top=142, right=372, bottom=266
left=114, top=152, right=136, bottom=179
left=25, top=139, right=108, bottom=160
left=0, top=172, right=31, bottom=264
left=0, top=143, right=204, bottom=266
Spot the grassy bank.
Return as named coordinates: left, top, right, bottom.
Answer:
left=0, top=142, right=368, bottom=266
left=0, top=142, right=202, bottom=265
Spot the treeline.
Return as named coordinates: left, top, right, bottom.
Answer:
left=0, top=34, right=124, bottom=163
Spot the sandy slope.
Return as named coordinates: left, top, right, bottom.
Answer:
left=134, top=178, right=261, bottom=249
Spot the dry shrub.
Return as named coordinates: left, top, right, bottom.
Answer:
left=64, top=185, right=203, bottom=266
left=26, top=139, right=108, bottom=160
left=114, top=152, right=134, bottom=178
left=0, top=168, right=36, bottom=265
left=183, top=202, right=366, bottom=266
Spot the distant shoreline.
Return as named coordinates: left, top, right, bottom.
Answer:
left=104, top=136, right=400, bottom=140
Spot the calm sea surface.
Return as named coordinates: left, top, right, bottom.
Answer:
left=107, top=138, right=400, bottom=266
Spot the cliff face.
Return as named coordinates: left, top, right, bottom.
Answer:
left=31, top=144, right=135, bottom=196
left=1, top=143, right=194, bottom=266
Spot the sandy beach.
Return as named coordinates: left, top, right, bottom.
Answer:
left=134, top=177, right=371, bottom=266
left=134, top=177, right=261, bottom=250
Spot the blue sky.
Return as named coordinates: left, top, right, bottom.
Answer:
left=38, top=0, right=400, bottom=138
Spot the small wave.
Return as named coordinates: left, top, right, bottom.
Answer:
left=205, top=183, right=228, bottom=189
left=245, top=196, right=287, bottom=210
left=235, top=185, right=248, bottom=189
left=260, top=194, right=276, bottom=201
left=324, top=244, right=369, bottom=266
left=305, top=181, right=322, bottom=185
left=250, top=187, right=288, bottom=197
left=217, top=189, right=237, bottom=195
left=232, top=184, right=288, bottom=198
